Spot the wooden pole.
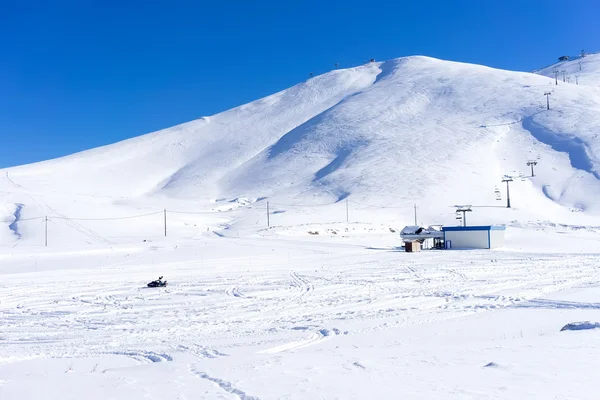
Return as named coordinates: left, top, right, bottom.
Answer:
left=346, top=198, right=349, bottom=223
left=414, top=204, right=417, bottom=225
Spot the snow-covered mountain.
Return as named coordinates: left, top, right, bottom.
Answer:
left=2, top=54, right=600, bottom=244
left=5, top=54, right=600, bottom=400
left=536, top=51, right=600, bottom=87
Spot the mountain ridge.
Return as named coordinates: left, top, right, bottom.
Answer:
left=2, top=54, right=600, bottom=238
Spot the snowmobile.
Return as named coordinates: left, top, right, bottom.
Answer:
left=147, top=276, right=167, bottom=287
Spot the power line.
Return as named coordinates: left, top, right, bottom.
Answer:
left=269, top=202, right=336, bottom=207
left=54, top=211, right=163, bottom=221
left=0, top=199, right=421, bottom=225
left=348, top=200, right=415, bottom=209
left=0, top=216, right=44, bottom=222
left=167, top=209, right=229, bottom=214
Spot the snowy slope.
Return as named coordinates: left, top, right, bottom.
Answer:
left=4, top=55, right=600, bottom=400
left=536, top=52, right=600, bottom=87
left=1, top=66, right=380, bottom=199
left=2, top=55, right=600, bottom=244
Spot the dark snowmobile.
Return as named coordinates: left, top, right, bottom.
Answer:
left=147, top=276, right=167, bottom=287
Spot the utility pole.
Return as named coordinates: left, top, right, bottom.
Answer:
left=414, top=204, right=418, bottom=225
left=544, top=92, right=551, bottom=110
left=579, top=61, right=582, bottom=71
left=527, top=160, right=538, bottom=177
left=562, top=70, right=566, bottom=82
left=44, top=216, right=48, bottom=247
left=267, top=201, right=270, bottom=228
left=164, top=209, right=167, bottom=237
left=502, top=177, right=513, bottom=208
left=553, top=70, right=559, bottom=85
left=346, top=198, right=349, bottom=223
left=576, top=75, right=579, bottom=85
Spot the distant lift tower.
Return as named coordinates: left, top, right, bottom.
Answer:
left=544, top=92, right=551, bottom=110
left=455, top=205, right=473, bottom=227
left=527, top=160, right=538, bottom=177
left=501, top=176, right=514, bottom=208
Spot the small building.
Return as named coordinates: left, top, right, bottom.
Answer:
left=405, top=241, right=421, bottom=252
left=558, top=55, right=570, bottom=61
left=442, top=225, right=505, bottom=249
left=399, top=225, right=444, bottom=249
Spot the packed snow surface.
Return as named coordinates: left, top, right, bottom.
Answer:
left=3, top=231, right=600, bottom=399
left=2, top=54, right=600, bottom=399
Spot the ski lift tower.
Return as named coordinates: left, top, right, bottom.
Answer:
left=501, top=176, right=514, bottom=208
left=527, top=160, right=538, bottom=177
left=454, top=205, right=472, bottom=227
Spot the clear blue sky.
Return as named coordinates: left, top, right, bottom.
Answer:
left=1, top=0, right=599, bottom=168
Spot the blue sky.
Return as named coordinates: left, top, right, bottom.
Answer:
left=1, top=0, right=599, bottom=168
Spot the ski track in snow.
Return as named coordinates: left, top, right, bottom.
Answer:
left=259, top=327, right=342, bottom=354
left=3, top=246, right=600, bottom=364
left=108, top=350, right=174, bottom=363
left=190, top=365, right=260, bottom=400
left=225, top=285, right=248, bottom=298
left=289, top=270, right=314, bottom=300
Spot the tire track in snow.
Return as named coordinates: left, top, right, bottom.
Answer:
left=15, top=189, right=112, bottom=246
left=48, top=207, right=112, bottom=246
left=176, top=344, right=229, bottom=359
left=404, top=265, right=422, bottom=279
left=225, top=286, right=248, bottom=298
left=289, top=270, right=313, bottom=300
left=107, top=350, right=173, bottom=363
left=5, top=172, right=24, bottom=189
left=190, top=365, right=260, bottom=400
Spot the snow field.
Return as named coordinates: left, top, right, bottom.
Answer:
left=3, top=229, right=600, bottom=399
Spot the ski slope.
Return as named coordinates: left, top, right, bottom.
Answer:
left=2, top=54, right=600, bottom=244
left=536, top=51, right=600, bottom=87
left=2, top=54, right=600, bottom=399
